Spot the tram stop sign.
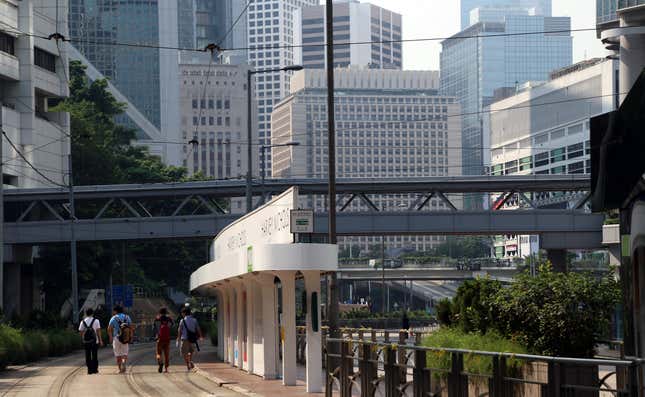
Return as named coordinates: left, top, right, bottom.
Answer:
left=290, top=209, right=314, bottom=233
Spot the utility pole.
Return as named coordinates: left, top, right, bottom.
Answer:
left=246, top=69, right=253, bottom=213
left=0, top=105, right=4, bottom=311
left=68, top=154, right=79, bottom=323
left=381, top=236, right=385, bottom=314
left=325, top=0, right=339, bottom=337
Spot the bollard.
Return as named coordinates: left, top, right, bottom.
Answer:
left=412, top=349, right=429, bottom=397
left=360, top=343, right=377, bottom=397
left=398, top=331, right=408, bottom=383
left=547, top=362, right=562, bottom=397
left=384, top=346, right=401, bottom=397
left=448, top=352, right=464, bottom=397
left=340, top=341, right=354, bottom=397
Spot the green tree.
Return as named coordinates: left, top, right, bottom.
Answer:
left=38, top=61, right=210, bottom=315
left=450, top=278, right=502, bottom=333
left=494, top=264, right=621, bottom=357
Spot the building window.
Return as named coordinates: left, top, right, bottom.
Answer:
left=34, top=48, right=56, bottom=72
left=0, top=33, right=15, bottom=55
left=567, top=143, right=584, bottom=159
left=534, top=152, right=549, bottom=168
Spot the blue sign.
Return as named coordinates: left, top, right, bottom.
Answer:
left=106, top=285, right=134, bottom=308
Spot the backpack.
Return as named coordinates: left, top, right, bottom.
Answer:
left=157, top=317, right=171, bottom=342
left=83, top=318, right=97, bottom=345
left=116, top=315, right=132, bottom=344
left=182, top=318, right=198, bottom=343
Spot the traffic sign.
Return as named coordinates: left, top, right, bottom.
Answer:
left=106, top=284, right=134, bottom=308
left=290, top=209, right=314, bottom=233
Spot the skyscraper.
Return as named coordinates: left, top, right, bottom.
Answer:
left=68, top=0, right=247, bottom=166
left=246, top=0, right=318, bottom=177
left=461, top=0, right=552, bottom=28
left=440, top=12, right=572, bottom=178
left=294, top=0, right=402, bottom=69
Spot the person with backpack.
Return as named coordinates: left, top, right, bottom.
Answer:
left=153, top=307, right=174, bottom=373
left=107, top=305, right=133, bottom=373
left=78, top=308, right=103, bottom=374
left=177, top=307, right=202, bottom=371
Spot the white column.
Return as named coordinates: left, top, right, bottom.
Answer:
left=276, top=271, right=297, bottom=386
left=234, top=281, right=245, bottom=369
left=245, top=278, right=255, bottom=374
left=258, top=274, right=279, bottom=379
left=216, top=289, right=225, bottom=360
left=303, top=271, right=323, bottom=393
left=225, top=285, right=235, bottom=365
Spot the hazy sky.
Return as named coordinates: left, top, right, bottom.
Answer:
left=341, top=0, right=606, bottom=70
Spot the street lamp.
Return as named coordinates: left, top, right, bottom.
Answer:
left=246, top=65, right=304, bottom=213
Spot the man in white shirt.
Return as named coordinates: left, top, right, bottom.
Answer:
left=78, top=308, right=103, bottom=374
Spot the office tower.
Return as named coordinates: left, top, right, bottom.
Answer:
left=597, top=0, right=645, bottom=25
left=69, top=0, right=248, bottom=166
left=485, top=59, right=619, bottom=258
left=1, top=1, right=69, bottom=189
left=440, top=12, right=572, bottom=178
left=294, top=0, right=402, bottom=69
left=271, top=68, right=461, bottom=251
left=246, top=0, right=318, bottom=178
left=461, top=0, right=551, bottom=28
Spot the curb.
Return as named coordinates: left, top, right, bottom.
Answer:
left=194, top=366, right=264, bottom=397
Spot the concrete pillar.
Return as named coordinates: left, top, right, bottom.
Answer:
left=216, top=289, right=225, bottom=360
left=244, top=278, right=255, bottom=374
left=276, top=271, right=297, bottom=386
left=233, top=281, right=245, bottom=369
left=225, top=284, right=235, bottom=365
left=547, top=249, right=568, bottom=272
left=257, top=274, right=279, bottom=379
left=619, top=10, right=645, bottom=104
left=303, top=271, right=323, bottom=393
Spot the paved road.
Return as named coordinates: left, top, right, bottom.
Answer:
left=0, top=344, right=242, bottom=397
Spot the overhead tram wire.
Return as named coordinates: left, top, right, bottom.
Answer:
left=2, top=130, right=66, bottom=188
left=0, top=27, right=603, bottom=55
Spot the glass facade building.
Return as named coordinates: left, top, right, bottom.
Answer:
left=597, top=0, right=645, bottom=24
left=69, top=0, right=162, bottom=130
left=460, top=0, right=551, bottom=28
left=440, top=14, right=572, bottom=177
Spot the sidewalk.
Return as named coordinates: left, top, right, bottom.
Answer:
left=194, top=351, right=325, bottom=397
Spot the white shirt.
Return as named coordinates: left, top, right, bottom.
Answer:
left=78, top=316, right=101, bottom=343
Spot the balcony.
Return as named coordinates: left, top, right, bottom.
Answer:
left=0, top=51, right=18, bottom=80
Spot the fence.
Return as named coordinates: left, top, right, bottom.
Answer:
left=324, top=334, right=644, bottom=397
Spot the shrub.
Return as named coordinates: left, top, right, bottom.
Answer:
left=0, top=324, right=25, bottom=367
left=423, top=327, right=527, bottom=376
left=450, top=278, right=502, bottom=333
left=436, top=299, right=453, bottom=326
left=23, top=331, right=49, bottom=363
left=495, top=264, right=621, bottom=357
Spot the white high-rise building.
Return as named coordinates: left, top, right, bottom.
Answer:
left=1, top=0, right=69, bottom=189
left=484, top=58, right=619, bottom=259
left=246, top=0, right=318, bottom=178
left=272, top=68, right=462, bottom=252
left=294, top=0, right=402, bottom=70
left=179, top=54, right=257, bottom=213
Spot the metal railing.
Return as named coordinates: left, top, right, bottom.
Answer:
left=324, top=335, right=644, bottom=397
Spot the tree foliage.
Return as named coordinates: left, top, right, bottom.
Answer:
left=437, top=263, right=621, bottom=357
left=38, top=61, right=208, bottom=315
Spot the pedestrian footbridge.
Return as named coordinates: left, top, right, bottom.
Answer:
left=190, top=187, right=336, bottom=393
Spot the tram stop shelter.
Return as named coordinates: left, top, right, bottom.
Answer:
left=190, top=187, right=338, bottom=392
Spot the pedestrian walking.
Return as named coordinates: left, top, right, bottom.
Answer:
left=153, top=307, right=174, bottom=373
left=78, top=308, right=103, bottom=374
left=177, top=307, right=202, bottom=371
left=107, top=305, right=133, bottom=373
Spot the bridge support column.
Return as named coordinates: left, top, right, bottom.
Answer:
left=276, top=271, right=297, bottom=386
left=547, top=249, right=568, bottom=272
left=257, top=275, right=279, bottom=379
left=303, top=270, right=323, bottom=393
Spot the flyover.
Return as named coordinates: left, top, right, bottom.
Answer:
left=3, top=175, right=601, bottom=248
left=336, top=266, right=519, bottom=282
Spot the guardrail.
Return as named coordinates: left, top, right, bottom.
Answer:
left=324, top=336, right=644, bottom=397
